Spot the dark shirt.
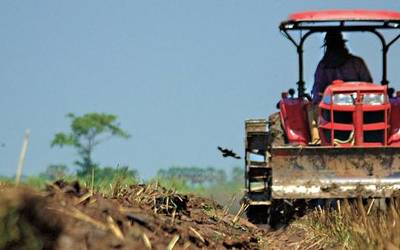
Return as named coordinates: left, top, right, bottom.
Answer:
left=312, top=54, right=373, bottom=104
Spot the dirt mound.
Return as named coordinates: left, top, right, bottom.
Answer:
left=0, top=181, right=267, bottom=249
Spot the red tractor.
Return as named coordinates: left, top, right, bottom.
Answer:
left=244, top=10, right=400, bottom=224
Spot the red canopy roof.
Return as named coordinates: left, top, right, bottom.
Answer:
left=288, top=10, right=400, bottom=22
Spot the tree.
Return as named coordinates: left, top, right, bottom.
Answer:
left=51, top=113, right=130, bottom=176
left=40, top=164, right=69, bottom=180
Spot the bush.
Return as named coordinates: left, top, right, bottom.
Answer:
left=39, top=164, right=69, bottom=180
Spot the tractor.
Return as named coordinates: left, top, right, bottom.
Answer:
left=244, top=10, right=400, bottom=224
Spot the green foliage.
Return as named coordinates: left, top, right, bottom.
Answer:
left=231, top=166, right=243, bottom=183
left=51, top=112, right=130, bottom=176
left=0, top=175, right=46, bottom=187
left=155, top=166, right=243, bottom=213
left=0, top=176, right=12, bottom=182
left=39, top=164, right=69, bottom=180
left=17, top=166, right=138, bottom=195
left=77, top=166, right=138, bottom=195
left=155, top=177, right=202, bottom=194
left=94, top=166, right=138, bottom=184
left=157, top=166, right=227, bottom=186
left=24, top=176, right=48, bottom=189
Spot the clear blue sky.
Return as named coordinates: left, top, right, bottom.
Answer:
left=1, top=1, right=400, bottom=179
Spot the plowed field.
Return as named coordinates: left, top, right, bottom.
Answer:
left=0, top=181, right=267, bottom=249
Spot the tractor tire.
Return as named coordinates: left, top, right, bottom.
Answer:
left=246, top=201, right=299, bottom=228
left=246, top=205, right=270, bottom=225
left=268, top=112, right=286, bottom=146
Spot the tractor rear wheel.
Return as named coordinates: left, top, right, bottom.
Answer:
left=246, top=205, right=270, bottom=225
left=246, top=201, right=300, bottom=228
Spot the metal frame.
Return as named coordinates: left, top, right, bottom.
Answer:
left=279, top=21, right=400, bottom=98
left=270, top=145, right=400, bottom=199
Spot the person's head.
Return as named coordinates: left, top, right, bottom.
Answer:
left=324, top=31, right=347, bottom=51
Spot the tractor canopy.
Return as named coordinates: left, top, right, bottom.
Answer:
left=279, top=9, right=400, bottom=98
left=284, top=9, right=400, bottom=23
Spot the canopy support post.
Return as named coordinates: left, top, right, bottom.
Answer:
left=281, top=30, right=314, bottom=98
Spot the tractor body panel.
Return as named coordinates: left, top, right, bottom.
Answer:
left=389, top=97, right=400, bottom=145
left=279, top=98, right=309, bottom=145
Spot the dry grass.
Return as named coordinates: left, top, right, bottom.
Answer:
left=290, top=198, right=400, bottom=249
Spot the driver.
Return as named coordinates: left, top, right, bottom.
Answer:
left=312, top=31, right=373, bottom=104
left=308, top=31, right=373, bottom=144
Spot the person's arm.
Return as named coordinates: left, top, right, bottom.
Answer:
left=312, top=62, right=327, bottom=104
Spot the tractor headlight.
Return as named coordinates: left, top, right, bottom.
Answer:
left=362, top=93, right=385, bottom=105
left=332, top=93, right=356, bottom=105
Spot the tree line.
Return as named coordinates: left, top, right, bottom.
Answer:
left=157, top=166, right=242, bottom=186
left=41, top=112, right=242, bottom=186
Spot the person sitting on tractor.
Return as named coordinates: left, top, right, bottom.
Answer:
left=308, top=31, right=373, bottom=144
left=312, top=30, right=373, bottom=104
